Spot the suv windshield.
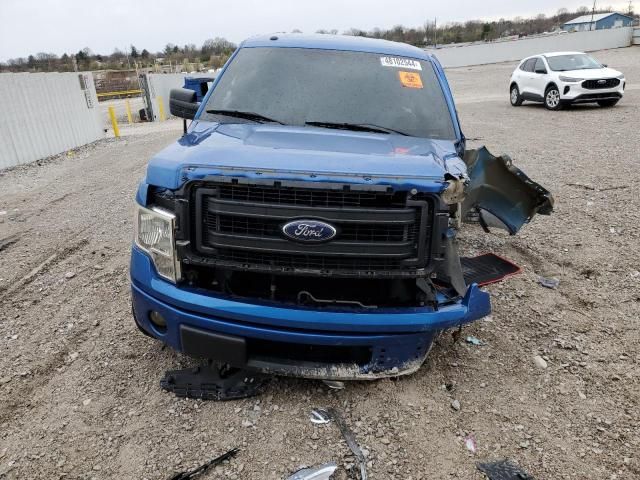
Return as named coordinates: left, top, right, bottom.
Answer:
left=546, top=54, right=602, bottom=71
left=202, top=47, right=456, bottom=140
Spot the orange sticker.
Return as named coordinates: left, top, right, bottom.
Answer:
left=399, top=71, right=423, bottom=89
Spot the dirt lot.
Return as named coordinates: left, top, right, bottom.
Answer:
left=1, top=47, right=639, bottom=479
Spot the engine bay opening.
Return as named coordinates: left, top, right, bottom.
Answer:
left=181, top=265, right=438, bottom=309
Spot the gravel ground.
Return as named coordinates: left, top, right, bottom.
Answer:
left=1, top=47, right=639, bottom=480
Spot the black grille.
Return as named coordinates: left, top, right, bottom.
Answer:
left=207, top=212, right=419, bottom=243
left=189, top=180, right=435, bottom=276
left=582, top=78, right=620, bottom=90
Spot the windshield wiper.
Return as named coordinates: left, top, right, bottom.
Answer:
left=305, top=121, right=409, bottom=136
left=206, top=109, right=284, bottom=124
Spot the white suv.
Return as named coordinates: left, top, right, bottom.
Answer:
left=509, top=51, right=625, bottom=110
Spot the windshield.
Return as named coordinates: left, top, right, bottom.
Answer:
left=546, top=54, right=602, bottom=71
left=201, top=47, right=456, bottom=140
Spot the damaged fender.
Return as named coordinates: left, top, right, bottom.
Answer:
left=461, top=147, right=554, bottom=234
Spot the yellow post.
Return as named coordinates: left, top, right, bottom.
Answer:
left=157, top=96, right=166, bottom=122
left=125, top=99, right=133, bottom=124
left=108, top=106, right=120, bottom=138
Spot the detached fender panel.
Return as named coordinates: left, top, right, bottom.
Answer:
left=462, top=147, right=554, bottom=234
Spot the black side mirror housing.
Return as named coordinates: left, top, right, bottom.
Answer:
left=169, top=88, right=199, bottom=120
left=602, top=64, right=608, bottom=67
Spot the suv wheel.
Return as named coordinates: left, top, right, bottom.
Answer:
left=510, top=85, right=523, bottom=106
left=597, top=99, right=619, bottom=107
left=544, top=86, right=562, bottom=110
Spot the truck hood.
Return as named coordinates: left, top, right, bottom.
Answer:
left=145, top=121, right=466, bottom=191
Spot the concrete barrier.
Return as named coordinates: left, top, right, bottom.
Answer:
left=428, top=28, right=634, bottom=68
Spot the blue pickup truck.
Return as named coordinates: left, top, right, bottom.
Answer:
left=130, top=34, right=553, bottom=380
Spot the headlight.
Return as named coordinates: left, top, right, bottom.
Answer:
left=616, top=74, right=625, bottom=80
left=558, top=76, right=583, bottom=83
left=135, top=205, right=180, bottom=283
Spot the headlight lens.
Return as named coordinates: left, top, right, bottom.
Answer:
left=558, top=76, right=584, bottom=83
left=616, top=74, right=625, bottom=80
left=135, top=205, right=179, bottom=282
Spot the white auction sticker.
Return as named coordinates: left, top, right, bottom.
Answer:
left=380, top=56, right=422, bottom=70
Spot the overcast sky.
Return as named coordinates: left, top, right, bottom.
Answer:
left=0, top=0, right=633, bottom=60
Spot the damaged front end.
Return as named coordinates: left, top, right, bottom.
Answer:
left=131, top=146, right=553, bottom=381
left=435, top=146, right=553, bottom=298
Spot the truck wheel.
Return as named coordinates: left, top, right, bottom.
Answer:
left=544, top=86, right=562, bottom=110
left=510, top=85, right=523, bottom=106
left=597, top=99, right=619, bottom=107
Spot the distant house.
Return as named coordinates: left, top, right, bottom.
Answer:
left=561, top=12, right=634, bottom=32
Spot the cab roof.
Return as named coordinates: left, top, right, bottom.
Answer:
left=241, top=34, right=435, bottom=61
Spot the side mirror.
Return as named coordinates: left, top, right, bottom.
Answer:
left=535, top=68, right=547, bottom=74
left=169, top=88, right=199, bottom=120
left=602, top=64, right=608, bottom=67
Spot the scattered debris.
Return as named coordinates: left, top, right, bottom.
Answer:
left=64, top=271, right=76, bottom=279
left=310, top=408, right=332, bottom=425
left=565, top=182, right=595, bottom=190
left=538, top=276, right=559, bottom=289
left=160, top=363, right=270, bottom=401
left=451, top=399, right=461, bottom=411
left=533, top=355, right=548, bottom=370
left=327, top=408, right=368, bottom=480
left=464, top=434, right=477, bottom=453
left=168, top=448, right=239, bottom=480
left=465, top=335, right=484, bottom=346
left=285, top=462, right=337, bottom=480
left=476, top=459, right=534, bottom=480
left=598, top=185, right=629, bottom=192
left=322, top=380, right=345, bottom=390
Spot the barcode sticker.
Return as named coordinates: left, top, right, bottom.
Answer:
left=380, top=57, right=422, bottom=70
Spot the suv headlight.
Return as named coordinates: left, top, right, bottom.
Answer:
left=616, top=74, right=625, bottom=80
left=134, top=205, right=180, bottom=283
left=558, top=76, right=583, bottom=83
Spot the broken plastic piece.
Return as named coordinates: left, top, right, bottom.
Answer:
left=168, top=447, right=239, bottom=480
left=310, top=408, right=332, bottom=424
left=464, top=434, right=477, bottom=453
left=286, top=462, right=337, bottom=480
left=160, top=362, right=270, bottom=401
left=465, top=336, right=484, bottom=346
left=538, top=276, right=560, bottom=289
left=328, top=408, right=368, bottom=480
left=461, top=253, right=521, bottom=286
left=462, top=147, right=554, bottom=235
left=476, top=459, right=534, bottom=480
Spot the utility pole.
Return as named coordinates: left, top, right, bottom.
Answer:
left=434, top=18, right=437, bottom=48
left=590, top=0, right=597, bottom=31
left=629, top=0, right=634, bottom=15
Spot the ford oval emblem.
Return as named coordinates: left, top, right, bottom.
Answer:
left=282, top=219, right=337, bottom=242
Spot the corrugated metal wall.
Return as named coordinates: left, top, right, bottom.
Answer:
left=145, top=73, right=188, bottom=121
left=427, top=27, right=634, bottom=68
left=0, top=72, right=104, bottom=170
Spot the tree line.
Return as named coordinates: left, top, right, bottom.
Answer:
left=0, top=37, right=237, bottom=73
left=1, top=5, right=636, bottom=73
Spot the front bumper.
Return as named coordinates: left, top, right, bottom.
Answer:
left=560, top=81, right=624, bottom=103
left=130, top=246, right=491, bottom=379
